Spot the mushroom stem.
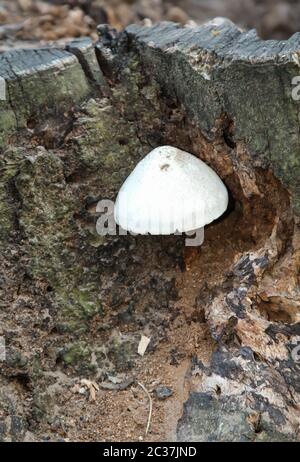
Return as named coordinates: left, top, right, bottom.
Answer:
left=185, top=227, right=204, bottom=247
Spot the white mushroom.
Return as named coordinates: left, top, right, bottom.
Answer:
left=114, top=146, right=228, bottom=246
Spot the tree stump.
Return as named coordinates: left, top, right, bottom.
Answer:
left=1, top=19, right=300, bottom=442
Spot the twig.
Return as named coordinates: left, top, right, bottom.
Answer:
left=137, top=382, right=152, bottom=436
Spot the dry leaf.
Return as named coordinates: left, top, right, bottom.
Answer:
left=80, top=378, right=99, bottom=401
left=138, top=335, right=151, bottom=356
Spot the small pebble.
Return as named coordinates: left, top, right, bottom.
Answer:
left=155, top=386, right=173, bottom=400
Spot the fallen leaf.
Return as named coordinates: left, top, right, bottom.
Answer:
left=138, top=335, right=151, bottom=356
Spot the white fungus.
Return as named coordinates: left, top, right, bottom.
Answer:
left=114, top=145, right=228, bottom=244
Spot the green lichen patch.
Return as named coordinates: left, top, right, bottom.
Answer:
left=106, top=335, right=138, bottom=372
left=59, top=342, right=91, bottom=367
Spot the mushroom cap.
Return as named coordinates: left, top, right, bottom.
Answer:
left=114, top=146, right=228, bottom=235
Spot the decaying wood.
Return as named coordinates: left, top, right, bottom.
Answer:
left=1, top=19, right=300, bottom=441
